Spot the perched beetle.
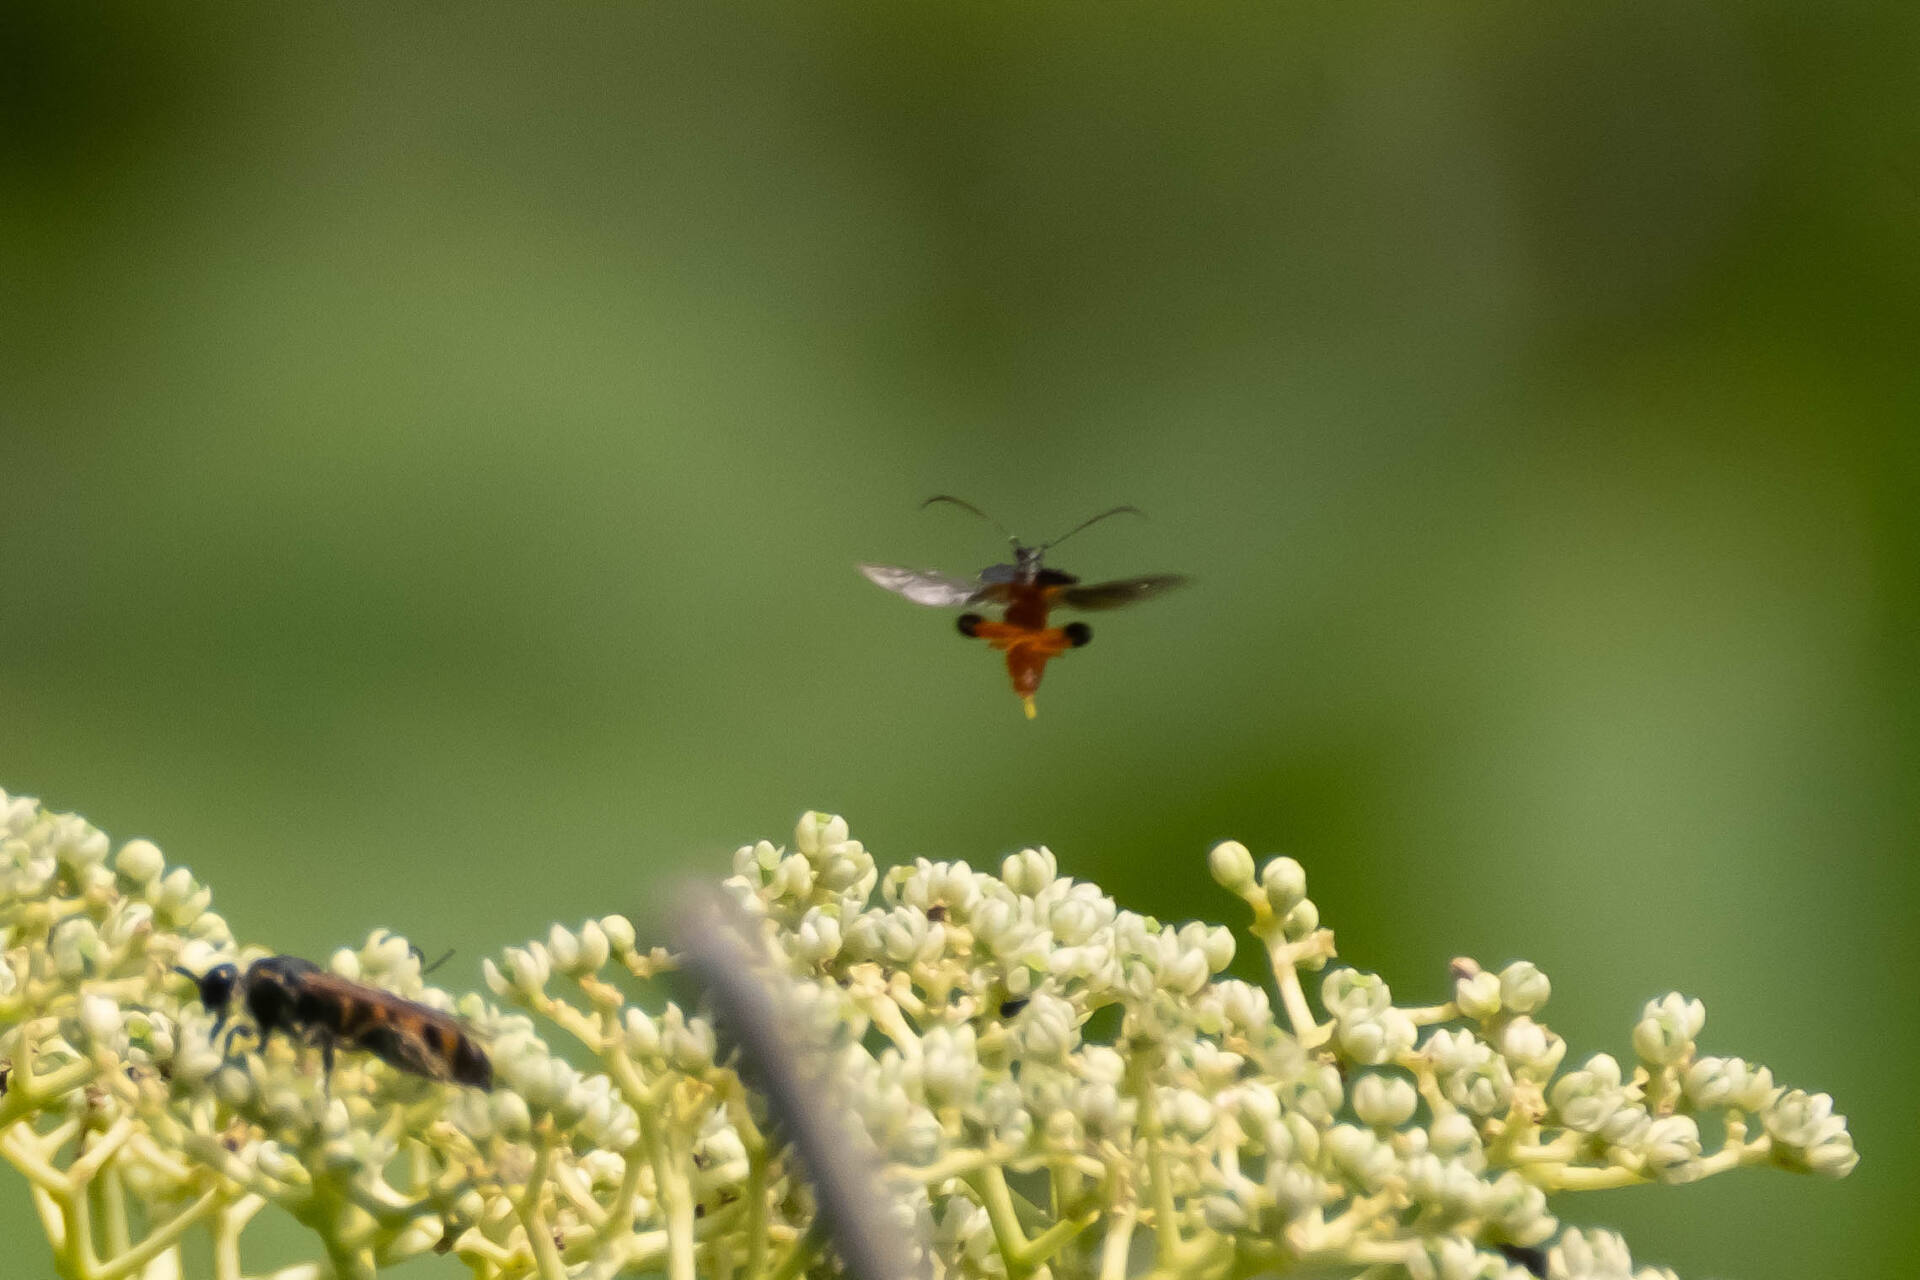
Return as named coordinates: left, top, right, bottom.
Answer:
left=175, top=955, right=492, bottom=1090
left=860, top=496, right=1187, bottom=717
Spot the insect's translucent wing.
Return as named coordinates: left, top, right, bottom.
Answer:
left=858, top=563, right=986, bottom=608
left=359, top=1020, right=457, bottom=1082
left=1056, top=574, right=1189, bottom=610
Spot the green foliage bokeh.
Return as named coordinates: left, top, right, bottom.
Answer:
left=2, top=3, right=1913, bottom=1276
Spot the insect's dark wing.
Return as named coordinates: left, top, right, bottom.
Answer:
left=1056, top=574, right=1190, bottom=611
left=358, top=1018, right=457, bottom=1082
left=858, top=564, right=988, bottom=608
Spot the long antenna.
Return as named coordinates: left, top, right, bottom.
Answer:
left=1043, top=504, right=1144, bottom=550
left=921, top=495, right=1018, bottom=546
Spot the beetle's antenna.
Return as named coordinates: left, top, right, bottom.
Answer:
left=1043, top=505, right=1144, bottom=551
left=418, top=948, right=455, bottom=977
left=921, top=495, right=1018, bottom=547
left=171, top=965, right=201, bottom=983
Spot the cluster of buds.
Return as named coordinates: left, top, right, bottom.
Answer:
left=0, top=788, right=1856, bottom=1279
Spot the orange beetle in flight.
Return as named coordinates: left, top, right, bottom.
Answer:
left=860, top=496, right=1188, bottom=718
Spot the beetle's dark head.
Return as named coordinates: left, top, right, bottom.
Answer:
left=174, top=963, right=240, bottom=1017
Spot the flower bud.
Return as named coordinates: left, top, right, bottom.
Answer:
left=1327, top=1124, right=1394, bottom=1191
left=1496, top=1017, right=1565, bottom=1078
left=1207, top=841, right=1256, bottom=893
left=79, top=993, right=123, bottom=1048
left=1001, top=847, right=1058, bottom=897
left=769, top=854, right=816, bottom=900
left=1498, top=961, right=1550, bottom=1013
left=1550, top=1054, right=1625, bottom=1132
left=600, top=914, right=636, bottom=954
left=1336, top=1008, right=1417, bottom=1066
left=1282, top=898, right=1320, bottom=943
left=1550, top=1229, right=1635, bottom=1280
left=1643, top=1115, right=1704, bottom=1183
left=1322, top=969, right=1393, bottom=1019
left=1352, top=1072, right=1419, bottom=1128
left=794, top=812, right=849, bottom=857
left=546, top=925, right=582, bottom=974
left=1764, top=1090, right=1858, bottom=1177
left=1453, top=970, right=1502, bottom=1021
left=1260, top=856, right=1307, bottom=914
left=114, top=838, right=165, bottom=886
left=1682, top=1056, right=1750, bottom=1110
left=500, top=945, right=552, bottom=996
left=1632, top=993, right=1706, bottom=1066
left=790, top=907, right=843, bottom=964
left=1428, top=1112, right=1481, bottom=1158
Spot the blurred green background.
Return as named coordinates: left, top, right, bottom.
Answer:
left=3, top=2, right=1914, bottom=1276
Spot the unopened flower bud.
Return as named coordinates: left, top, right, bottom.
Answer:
left=794, top=812, right=849, bottom=857
left=1208, top=841, right=1256, bottom=893
left=1352, top=1072, right=1419, bottom=1128
left=1498, top=961, right=1550, bottom=1013
left=1632, top=993, right=1706, bottom=1066
left=1453, top=970, right=1502, bottom=1021
left=114, top=839, right=165, bottom=886
left=1001, top=847, right=1057, bottom=897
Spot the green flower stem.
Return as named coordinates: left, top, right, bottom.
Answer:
left=1698, top=1136, right=1769, bottom=1176
left=1046, top=1162, right=1089, bottom=1277
left=1097, top=1207, right=1135, bottom=1280
left=1507, top=1132, right=1584, bottom=1164
left=1014, top=1204, right=1101, bottom=1274
left=212, top=1195, right=265, bottom=1280
left=1, top=1121, right=73, bottom=1189
left=513, top=1124, right=568, bottom=1280
left=94, top=1185, right=224, bottom=1280
left=95, top=1161, right=132, bottom=1259
left=0, top=1056, right=96, bottom=1127
left=1257, top=930, right=1336, bottom=1048
left=739, top=1147, right=771, bottom=1280
left=1128, top=1049, right=1183, bottom=1265
left=71, top=1116, right=138, bottom=1188
left=1403, top=1002, right=1458, bottom=1026
left=764, top=1220, right=825, bottom=1280
left=642, top=1105, right=696, bottom=1280
left=1530, top=1162, right=1642, bottom=1191
left=966, top=1165, right=1033, bottom=1272
left=589, top=1141, right=649, bottom=1260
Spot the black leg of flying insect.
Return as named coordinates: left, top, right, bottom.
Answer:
left=1041, top=505, right=1144, bottom=551
left=320, top=1035, right=336, bottom=1094
left=416, top=948, right=455, bottom=977
left=1063, top=622, right=1092, bottom=647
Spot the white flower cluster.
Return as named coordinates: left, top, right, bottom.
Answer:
left=0, top=790, right=1856, bottom=1280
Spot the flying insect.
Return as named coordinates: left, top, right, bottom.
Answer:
left=859, top=496, right=1187, bottom=718
left=176, top=955, right=493, bottom=1090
